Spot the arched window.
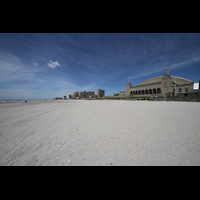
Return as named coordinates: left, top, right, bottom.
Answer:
left=149, top=89, right=152, bottom=94
left=145, top=90, right=148, bottom=94
left=153, top=89, right=156, bottom=94
left=136, top=91, right=138, bottom=95
left=130, top=91, right=132, bottom=95
left=133, top=91, right=135, bottom=95
left=138, top=90, right=141, bottom=95
left=157, top=88, right=161, bottom=94
left=142, top=90, right=144, bottom=94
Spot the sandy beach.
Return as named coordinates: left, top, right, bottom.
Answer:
left=0, top=100, right=200, bottom=166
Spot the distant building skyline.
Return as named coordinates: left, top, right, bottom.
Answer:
left=69, top=90, right=96, bottom=99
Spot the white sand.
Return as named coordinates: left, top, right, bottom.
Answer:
left=0, top=100, right=200, bottom=166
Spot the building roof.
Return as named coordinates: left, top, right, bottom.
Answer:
left=137, top=76, right=192, bottom=86
left=131, top=82, right=161, bottom=88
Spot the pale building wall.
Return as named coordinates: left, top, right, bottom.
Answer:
left=119, top=92, right=126, bottom=97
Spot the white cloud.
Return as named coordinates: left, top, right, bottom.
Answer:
left=34, top=62, right=38, bottom=66
left=47, top=60, right=60, bottom=68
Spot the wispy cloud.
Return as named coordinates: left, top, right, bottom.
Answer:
left=34, top=62, right=38, bottom=66
left=47, top=60, right=60, bottom=68
left=0, top=54, right=36, bottom=83
left=128, top=56, right=200, bottom=80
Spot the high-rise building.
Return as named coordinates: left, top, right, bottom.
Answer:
left=97, top=88, right=105, bottom=97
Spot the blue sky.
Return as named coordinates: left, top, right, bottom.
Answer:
left=0, top=33, right=200, bottom=99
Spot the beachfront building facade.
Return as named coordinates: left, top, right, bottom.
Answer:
left=79, top=91, right=89, bottom=99
left=119, top=70, right=195, bottom=98
left=88, top=91, right=94, bottom=96
left=88, top=91, right=95, bottom=98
